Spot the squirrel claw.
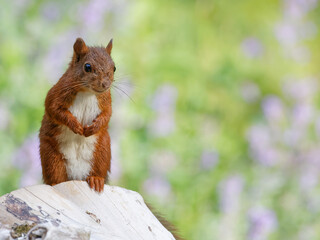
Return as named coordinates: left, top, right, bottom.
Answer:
left=86, top=176, right=104, bottom=192
left=72, top=124, right=83, bottom=135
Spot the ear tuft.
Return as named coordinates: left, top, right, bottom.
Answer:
left=106, top=38, right=113, bottom=55
left=73, top=38, right=88, bottom=56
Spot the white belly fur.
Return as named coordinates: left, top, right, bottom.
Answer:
left=57, top=91, right=101, bottom=180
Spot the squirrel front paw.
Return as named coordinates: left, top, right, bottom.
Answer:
left=83, top=124, right=99, bottom=137
left=71, top=123, right=84, bottom=135
left=86, top=176, right=105, bottom=192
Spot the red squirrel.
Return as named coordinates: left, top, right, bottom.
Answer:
left=39, top=38, right=184, bottom=239
left=39, top=38, right=114, bottom=192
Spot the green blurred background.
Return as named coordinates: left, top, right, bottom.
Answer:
left=1, top=0, right=320, bottom=239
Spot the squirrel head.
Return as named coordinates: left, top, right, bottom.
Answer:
left=70, top=38, right=116, bottom=94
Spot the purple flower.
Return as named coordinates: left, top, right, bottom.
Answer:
left=108, top=142, right=122, bottom=183
left=12, top=135, right=40, bottom=170
left=78, top=0, right=112, bottom=33
left=143, top=176, right=172, bottom=201
left=246, top=124, right=281, bottom=166
left=240, top=81, right=261, bottom=103
left=200, top=150, right=219, bottom=170
left=282, top=78, right=318, bottom=103
left=241, top=37, right=264, bottom=59
left=149, top=84, right=178, bottom=137
left=283, top=127, right=304, bottom=147
left=218, top=175, right=244, bottom=213
left=40, top=2, right=60, bottom=22
left=251, top=147, right=281, bottom=167
left=299, top=166, right=318, bottom=191
left=283, top=0, right=318, bottom=20
left=247, top=124, right=272, bottom=149
left=291, top=103, right=314, bottom=128
left=275, top=22, right=298, bottom=47
left=261, top=96, right=285, bottom=123
left=43, top=32, right=79, bottom=83
left=12, top=134, right=42, bottom=187
left=248, top=207, right=277, bottom=240
left=151, top=84, right=178, bottom=113
left=305, top=148, right=320, bottom=167
left=149, top=114, right=176, bottom=137
left=19, top=169, right=41, bottom=187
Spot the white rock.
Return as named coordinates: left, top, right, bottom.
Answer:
left=0, top=181, right=175, bottom=240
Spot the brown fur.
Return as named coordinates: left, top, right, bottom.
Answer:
left=39, top=38, right=114, bottom=192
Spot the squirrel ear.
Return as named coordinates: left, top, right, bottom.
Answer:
left=73, top=38, right=88, bottom=56
left=106, top=39, right=113, bottom=55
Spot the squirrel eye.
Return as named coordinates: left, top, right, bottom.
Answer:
left=113, top=66, right=116, bottom=72
left=84, top=63, right=92, bottom=72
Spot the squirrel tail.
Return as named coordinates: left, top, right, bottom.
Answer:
left=145, top=202, right=185, bottom=240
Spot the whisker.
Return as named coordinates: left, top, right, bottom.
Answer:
left=52, top=82, right=88, bottom=92
left=113, top=80, right=144, bottom=93
left=49, top=82, right=89, bottom=102
left=114, top=73, right=131, bottom=79
left=113, top=81, right=133, bottom=87
left=111, top=86, right=123, bottom=98
left=111, top=85, right=135, bottom=104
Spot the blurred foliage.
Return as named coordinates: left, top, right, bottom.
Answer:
left=0, top=0, right=320, bottom=239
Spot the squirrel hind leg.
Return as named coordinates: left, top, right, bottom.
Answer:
left=40, top=140, right=68, bottom=186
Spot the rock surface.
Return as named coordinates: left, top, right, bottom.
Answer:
left=0, top=181, right=175, bottom=240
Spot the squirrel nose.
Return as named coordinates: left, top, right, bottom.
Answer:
left=101, top=82, right=108, bottom=89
